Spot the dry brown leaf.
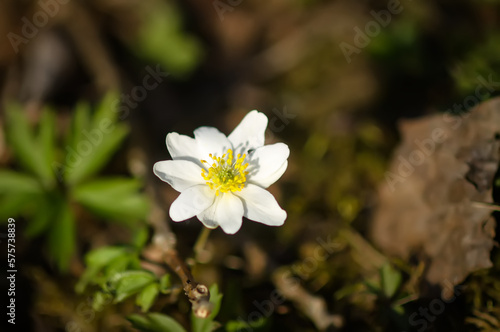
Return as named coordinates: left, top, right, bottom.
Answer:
left=371, top=97, right=500, bottom=294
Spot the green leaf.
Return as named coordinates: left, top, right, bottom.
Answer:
left=25, top=194, right=58, bottom=237
left=59, top=102, right=90, bottom=184
left=133, top=2, right=202, bottom=78
left=67, top=102, right=90, bottom=151
left=111, top=271, right=156, bottom=302
left=5, top=105, right=52, bottom=183
left=91, top=291, right=113, bottom=312
left=64, top=93, right=129, bottom=185
left=76, top=268, right=99, bottom=294
left=226, top=316, right=268, bottom=332
left=128, top=314, right=153, bottom=331
left=208, top=284, right=223, bottom=320
left=25, top=210, right=52, bottom=238
left=0, top=192, right=40, bottom=220
left=91, top=91, right=119, bottom=129
left=159, top=274, right=171, bottom=294
left=136, top=283, right=159, bottom=312
left=132, top=226, right=150, bottom=249
left=47, top=198, right=76, bottom=271
left=5, top=104, right=37, bottom=171
left=0, top=170, right=42, bottom=194
left=334, top=283, right=365, bottom=300
left=72, top=177, right=149, bottom=222
left=76, top=246, right=130, bottom=293
left=104, top=254, right=136, bottom=279
left=192, top=284, right=223, bottom=332
left=37, top=109, right=57, bottom=185
left=68, top=124, right=128, bottom=184
left=86, top=246, right=130, bottom=268
left=364, top=279, right=381, bottom=295
left=0, top=171, right=43, bottom=219
left=128, top=313, right=187, bottom=332
left=148, top=313, right=187, bottom=332
left=380, top=263, right=402, bottom=299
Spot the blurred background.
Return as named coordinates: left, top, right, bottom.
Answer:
left=1, top=0, right=500, bottom=331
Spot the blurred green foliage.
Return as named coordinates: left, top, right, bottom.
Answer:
left=3, top=0, right=500, bottom=330
left=0, top=94, right=150, bottom=271
left=379, top=262, right=403, bottom=300
left=225, top=316, right=269, bottom=332
left=452, top=32, right=500, bottom=96
left=132, top=0, right=203, bottom=78
left=76, top=240, right=171, bottom=313
left=128, top=313, right=187, bottom=332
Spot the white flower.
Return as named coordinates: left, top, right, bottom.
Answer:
left=153, top=110, right=289, bottom=234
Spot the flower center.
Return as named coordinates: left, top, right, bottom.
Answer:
left=201, top=149, right=249, bottom=196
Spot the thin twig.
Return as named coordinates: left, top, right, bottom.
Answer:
left=340, top=227, right=388, bottom=272
left=272, top=269, right=344, bottom=331
left=144, top=202, right=212, bottom=318
left=471, top=201, right=500, bottom=212
left=163, top=248, right=213, bottom=318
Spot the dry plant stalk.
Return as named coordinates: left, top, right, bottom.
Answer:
left=272, top=269, right=343, bottom=331
left=144, top=203, right=212, bottom=318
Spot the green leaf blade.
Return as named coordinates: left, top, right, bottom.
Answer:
left=37, top=108, right=57, bottom=185
left=380, top=263, right=402, bottom=299
left=5, top=105, right=46, bottom=180
left=24, top=195, right=59, bottom=237
left=47, top=198, right=76, bottom=272
left=111, top=271, right=156, bottom=303
left=64, top=93, right=129, bottom=185
left=128, top=313, right=187, bottom=332
left=0, top=170, right=42, bottom=194
left=72, top=177, right=149, bottom=222
left=136, top=283, right=160, bottom=312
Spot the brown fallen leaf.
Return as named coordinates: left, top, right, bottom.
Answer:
left=371, top=97, right=500, bottom=295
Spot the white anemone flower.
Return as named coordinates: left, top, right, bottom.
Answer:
left=153, top=110, right=289, bottom=234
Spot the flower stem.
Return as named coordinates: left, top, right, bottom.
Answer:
left=194, top=227, right=212, bottom=259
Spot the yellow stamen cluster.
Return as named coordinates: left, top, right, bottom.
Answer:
left=201, top=149, right=249, bottom=196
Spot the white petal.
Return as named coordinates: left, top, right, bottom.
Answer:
left=197, top=193, right=244, bottom=234
left=197, top=215, right=218, bottom=229
left=170, top=185, right=215, bottom=221
left=236, top=184, right=286, bottom=226
left=228, top=110, right=268, bottom=155
left=153, top=160, right=204, bottom=192
left=166, top=132, right=203, bottom=165
left=247, top=143, right=290, bottom=188
left=194, top=126, right=232, bottom=161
